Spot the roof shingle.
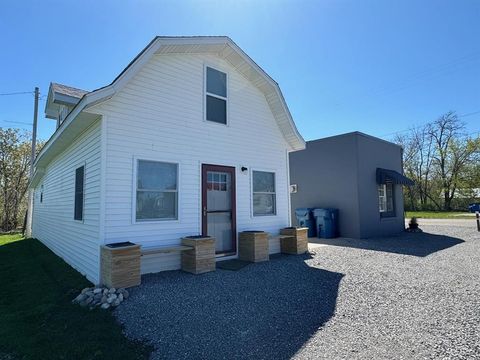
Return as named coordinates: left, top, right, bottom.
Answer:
left=51, top=82, right=88, bottom=99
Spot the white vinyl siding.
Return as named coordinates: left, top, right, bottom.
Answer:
left=93, top=53, right=291, bottom=272
left=32, top=120, right=102, bottom=283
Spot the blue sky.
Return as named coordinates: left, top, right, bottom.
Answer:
left=1, top=0, right=479, bottom=142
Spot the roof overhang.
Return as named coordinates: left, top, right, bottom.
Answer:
left=30, top=168, right=45, bottom=188
left=34, top=111, right=101, bottom=171
left=44, top=83, right=87, bottom=120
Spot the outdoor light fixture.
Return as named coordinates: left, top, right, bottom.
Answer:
left=241, top=166, right=248, bottom=173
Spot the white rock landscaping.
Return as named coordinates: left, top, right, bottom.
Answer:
left=73, top=286, right=129, bottom=310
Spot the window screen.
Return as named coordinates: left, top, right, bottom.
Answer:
left=378, top=182, right=395, bottom=217
left=252, top=171, right=276, bottom=216
left=136, top=160, right=178, bottom=221
left=206, top=67, right=227, bottom=97
left=206, top=95, right=227, bottom=124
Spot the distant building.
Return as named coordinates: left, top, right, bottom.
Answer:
left=289, top=132, right=413, bottom=239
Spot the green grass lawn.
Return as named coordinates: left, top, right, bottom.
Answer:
left=0, top=234, right=152, bottom=360
left=406, top=211, right=475, bottom=219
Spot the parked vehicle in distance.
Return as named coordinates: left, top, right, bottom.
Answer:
left=468, top=203, right=480, bottom=213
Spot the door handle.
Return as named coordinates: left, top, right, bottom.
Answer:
left=203, top=206, right=207, bottom=217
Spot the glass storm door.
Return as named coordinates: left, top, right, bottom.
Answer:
left=202, top=164, right=236, bottom=255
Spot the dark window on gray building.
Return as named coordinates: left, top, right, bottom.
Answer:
left=378, top=182, right=395, bottom=217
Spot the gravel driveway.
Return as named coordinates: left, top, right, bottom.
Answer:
left=115, top=222, right=480, bottom=359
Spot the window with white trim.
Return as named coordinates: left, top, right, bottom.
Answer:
left=378, top=182, right=395, bottom=217
left=205, top=66, right=227, bottom=124
left=136, top=160, right=178, bottom=221
left=252, top=171, right=276, bottom=216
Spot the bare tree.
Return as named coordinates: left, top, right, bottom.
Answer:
left=397, top=111, right=480, bottom=211
left=0, top=128, right=33, bottom=231
left=427, top=112, right=480, bottom=210
left=396, top=125, right=439, bottom=210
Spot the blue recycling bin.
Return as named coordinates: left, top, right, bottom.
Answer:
left=313, top=208, right=339, bottom=239
left=294, top=208, right=316, bottom=238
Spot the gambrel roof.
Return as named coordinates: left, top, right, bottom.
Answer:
left=35, top=36, right=305, bottom=172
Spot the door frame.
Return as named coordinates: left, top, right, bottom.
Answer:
left=201, top=164, right=237, bottom=255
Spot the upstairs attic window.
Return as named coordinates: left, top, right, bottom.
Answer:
left=205, top=67, right=227, bottom=124
left=57, top=106, right=69, bottom=128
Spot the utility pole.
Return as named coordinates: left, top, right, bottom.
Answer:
left=30, top=87, right=39, bottom=178
left=24, top=87, right=39, bottom=236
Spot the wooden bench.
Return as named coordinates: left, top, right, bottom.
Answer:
left=141, top=245, right=193, bottom=256
left=268, top=234, right=294, bottom=241
left=140, top=237, right=216, bottom=275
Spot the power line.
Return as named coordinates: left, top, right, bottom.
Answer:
left=365, top=52, right=480, bottom=100
left=459, top=110, right=480, bottom=118
left=2, top=120, right=33, bottom=126
left=378, top=110, right=480, bottom=139
left=321, top=51, right=480, bottom=115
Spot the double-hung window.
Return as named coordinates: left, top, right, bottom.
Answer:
left=378, top=182, right=395, bottom=217
left=205, top=66, right=227, bottom=124
left=74, top=166, right=85, bottom=221
left=252, top=171, right=276, bottom=216
left=136, top=160, right=178, bottom=221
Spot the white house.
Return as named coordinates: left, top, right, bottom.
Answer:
left=30, top=36, right=305, bottom=284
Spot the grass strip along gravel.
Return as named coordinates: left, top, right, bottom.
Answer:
left=0, top=234, right=151, bottom=360
left=406, top=211, right=474, bottom=219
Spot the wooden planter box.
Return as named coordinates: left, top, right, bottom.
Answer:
left=101, top=242, right=141, bottom=288
left=239, top=231, right=269, bottom=262
left=280, top=227, right=308, bottom=255
left=181, top=236, right=216, bottom=274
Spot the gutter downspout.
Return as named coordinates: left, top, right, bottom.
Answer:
left=286, top=149, right=292, bottom=227
left=400, top=146, right=406, bottom=226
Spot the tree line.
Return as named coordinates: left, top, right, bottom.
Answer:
left=0, top=128, right=43, bottom=232
left=396, top=111, right=480, bottom=211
